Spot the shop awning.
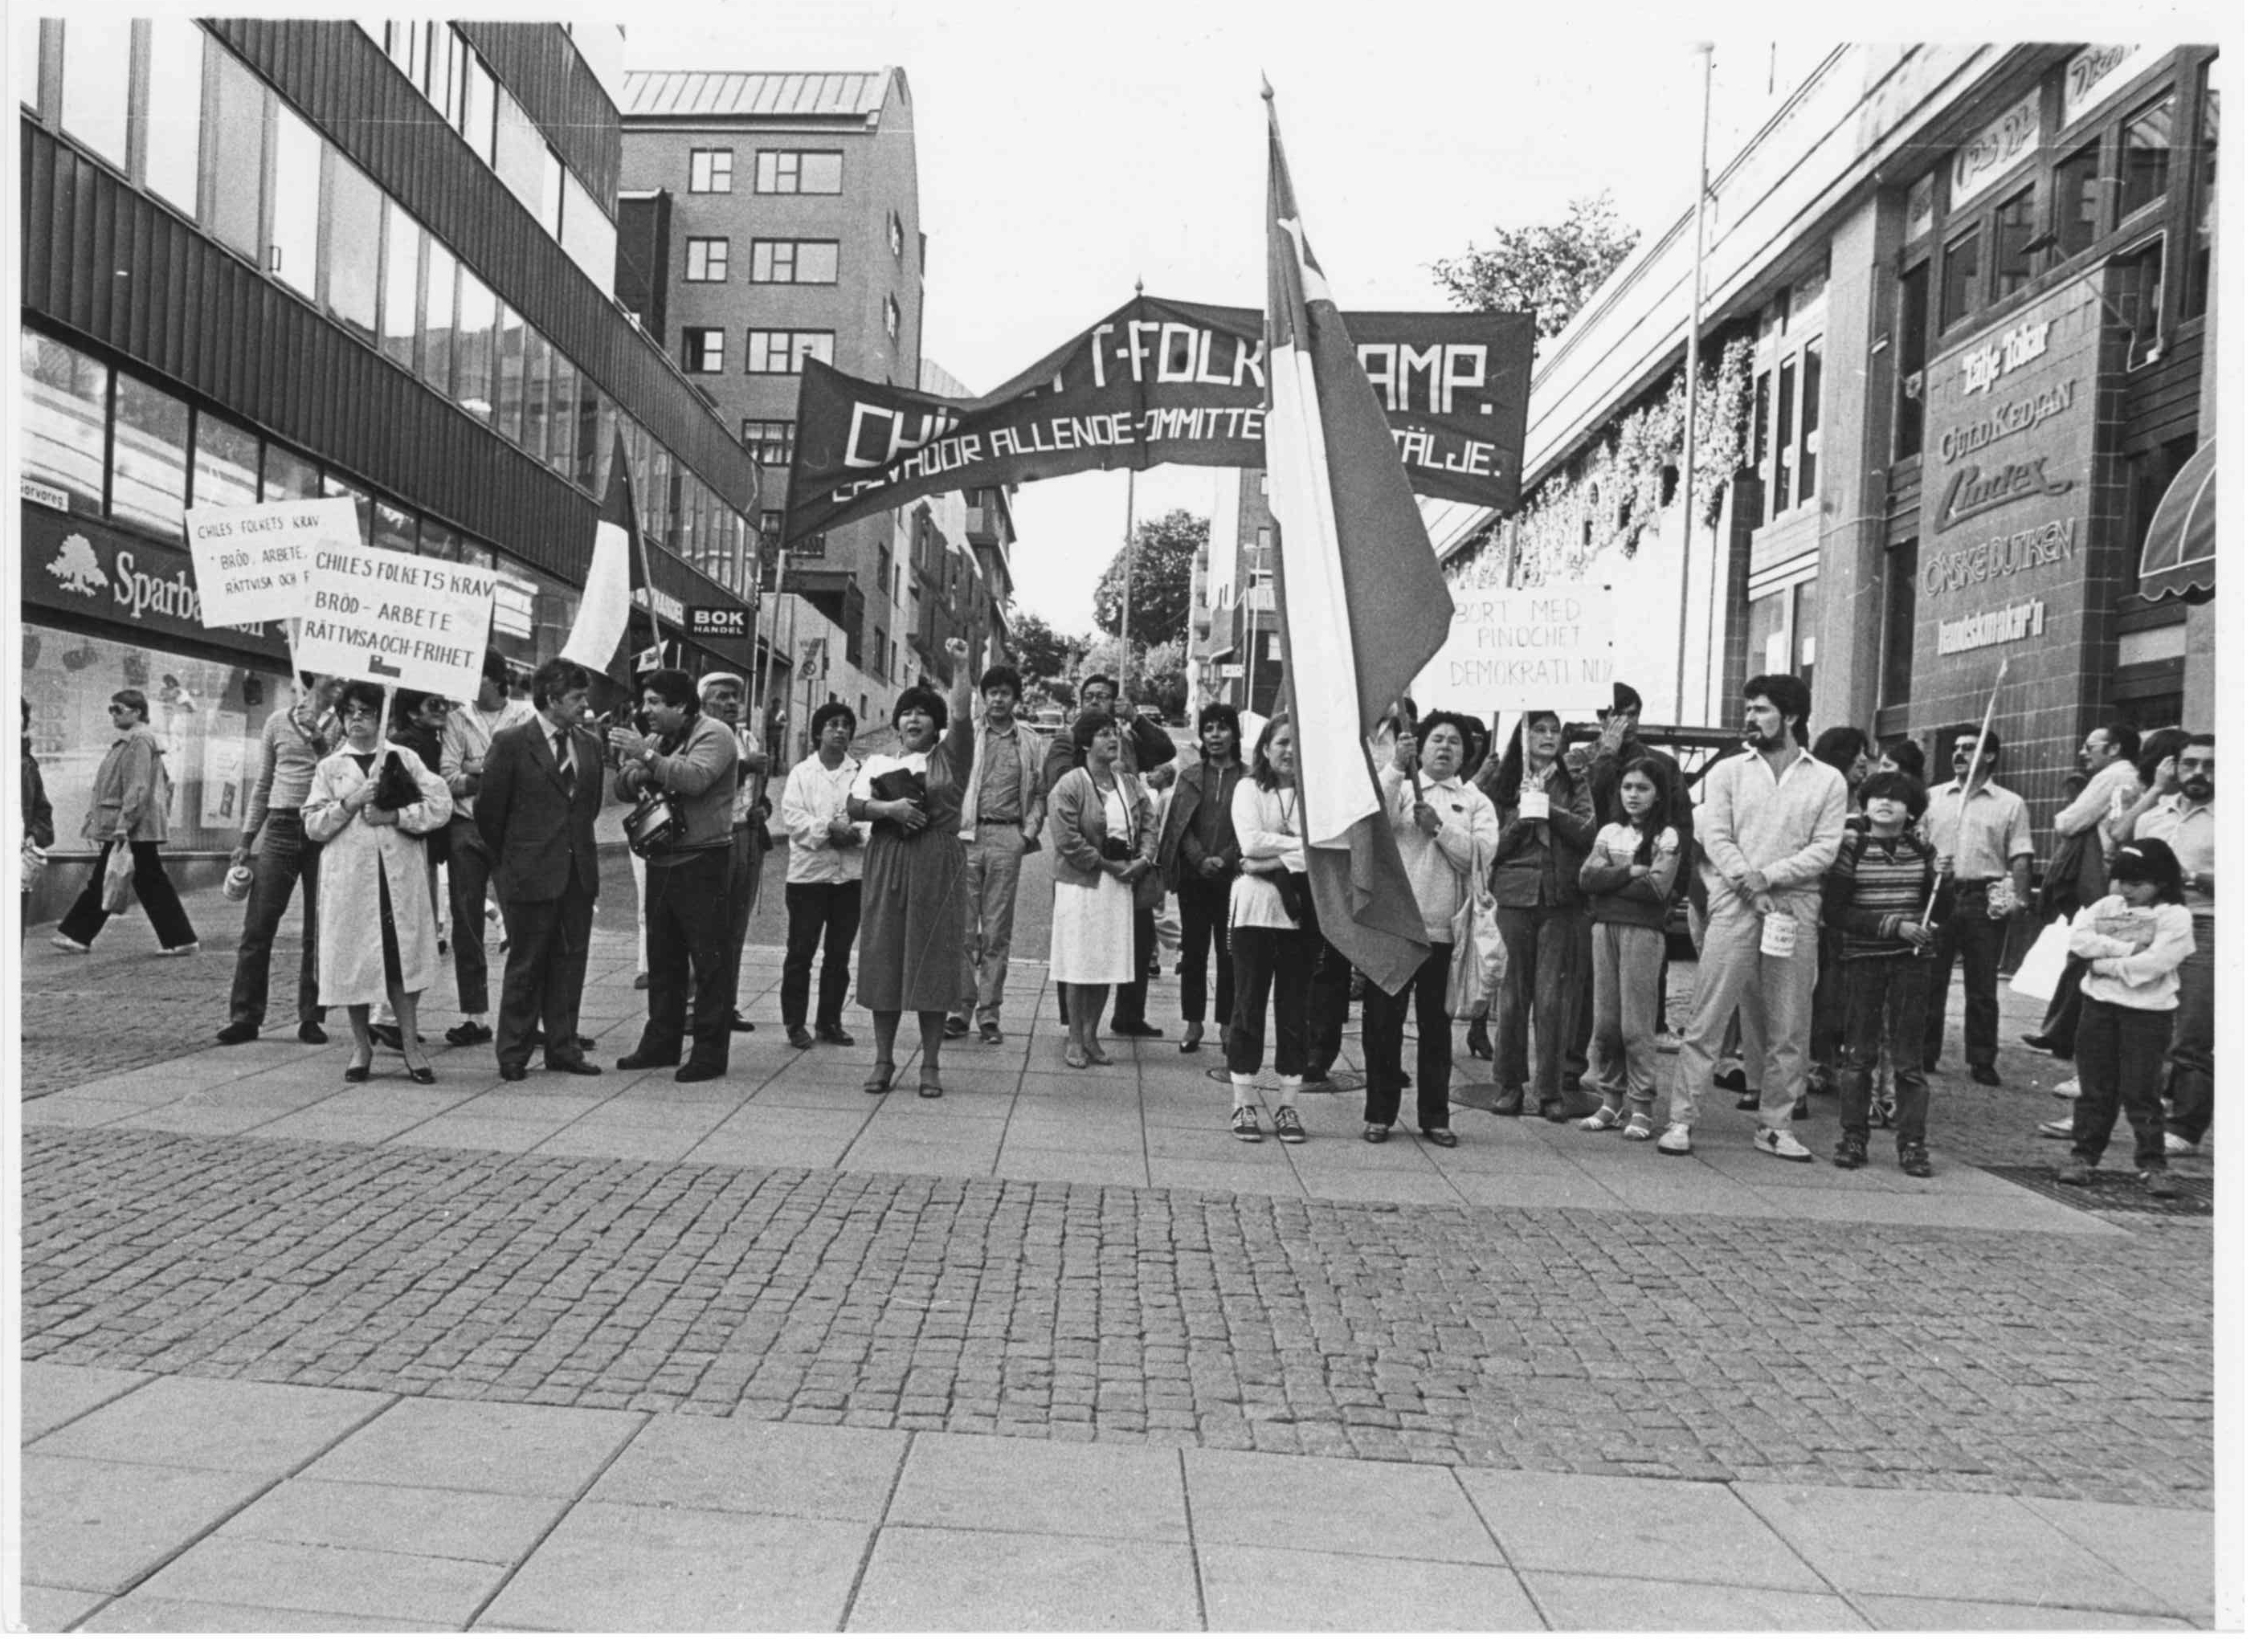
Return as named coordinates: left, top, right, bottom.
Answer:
left=2137, top=438, right=2215, bottom=602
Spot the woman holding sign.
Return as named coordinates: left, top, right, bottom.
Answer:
left=303, top=681, right=454, bottom=1082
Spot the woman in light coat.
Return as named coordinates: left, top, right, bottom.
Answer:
left=304, top=681, right=453, bottom=1082
left=51, top=687, right=199, bottom=954
left=1048, top=711, right=1158, bottom=1068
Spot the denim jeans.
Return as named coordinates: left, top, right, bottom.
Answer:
left=2073, top=997, right=2175, bottom=1171
left=1492, top=903, right=1579, bottom=1101
left=1837, top=951, right=1931, bottom=1149
left=227, top=815, right=323, bottom=1027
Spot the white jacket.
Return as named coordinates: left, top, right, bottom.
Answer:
left=779, top=752, right=866, bottom=883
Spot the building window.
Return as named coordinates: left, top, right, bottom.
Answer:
left=269, top=103, right=322, bottom=297
left=207, top=45, right=266, bottom=261
left=2053, top=142, right=2102, bottom=259
left=538, top=146, right=562, bottom=239
left=1940, top=227, right=1981, bottom=328
left=261, top=443, right=320, bottom=504
left=883, top=294, right=901, bottom=340
left=522, top=332, right=551, bottom=461
left=142, top=18, right=203, bottom=215
left=754, top=149, right=843, bottom=194
left=2107, top=237, right=2166, bottom=367
left=460, top=45, right=495, bottom=166
left=1991, top=185, right=2036, bottom=300
left=57, top=17, right=129, bottom=169
left=1796, top=341, right=1821, bottom=504
left=455, top=270, right=496, bottom=419
left=2188, top=63, right=2216, bottom=315
left=758, top=510, right=784, bottom=552
left=419, top=242, right=457, bottom=395
left=1893, top=261, right=1929, bottom=462
left=494, top=304, right=525, bottom=444
left=2118, top=94, right=2174, bottom=222
left=21, top=331, right=110, bottom=516
left=380, top=202, right=420, bottom=370
left=685, top=238, right=729, bottom=282
left=322, top=149, right=383, bottom=344
left=681, top=328, right=725, bottom=375
left=1771, top=357, right=1795, bottom=511
left=741, top=420, right=794, bottom=466
left=1882, top=542, right=1917, bottom=704
left=190, top=410, right=261, bottom=512
left=888, top=210, right=904, bottom=258
left=746, top=330, right=834, bottom=373
left=750, top=239, right=839, bottom=283
left=689, top=148, right=733, bottom=192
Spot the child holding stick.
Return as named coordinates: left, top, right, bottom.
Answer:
left=1575, top=753, right=1681, bottom=1140
left=1823, top=772, right=1938, bottom=1177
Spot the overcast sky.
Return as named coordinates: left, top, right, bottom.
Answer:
left=619, top=0, right=2224, bottom=636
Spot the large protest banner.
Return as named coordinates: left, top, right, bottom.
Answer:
left=1407, top=584, right=1616, bottom=716
left=783, top=295, right=1533, bottom=541
left=184, top=497, right=363, bottom=626
left=294, top=543, right=498, bottom=702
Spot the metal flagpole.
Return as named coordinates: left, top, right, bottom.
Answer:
left=1119, top=279, right=1143, bottom=709
left=1671, top=42, right=1713, bottom=726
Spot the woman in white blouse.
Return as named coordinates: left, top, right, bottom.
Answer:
left=1365, top=711, right=1499, bottom=1147
left=1223, top=714, right=1313, bottom=1145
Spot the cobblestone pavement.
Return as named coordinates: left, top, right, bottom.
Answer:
left=22, top=1122, right=2210, bottom=1510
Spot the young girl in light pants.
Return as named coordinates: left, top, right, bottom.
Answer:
left=1577, top=753, right=1682, bottom=1141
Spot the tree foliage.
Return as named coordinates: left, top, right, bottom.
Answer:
left=1093, top=508, right=1207, bottom=651
left=1006, top=611, right=1078, bottom=681
left=1431, top=194, right=1640, bottom=341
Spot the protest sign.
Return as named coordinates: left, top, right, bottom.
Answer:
left=184, top=497, right=362, bottom=626
left=293, top=543, right=497, bottom=702
left=1407, top=584, right=1616, bottom=716
left=784, top=295, right=1533, bottom=541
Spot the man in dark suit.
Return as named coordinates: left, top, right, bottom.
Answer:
left=473, top=657, right=605, bottom=1081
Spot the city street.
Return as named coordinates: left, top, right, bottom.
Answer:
left=14, top=864, right=2216, bottom=1630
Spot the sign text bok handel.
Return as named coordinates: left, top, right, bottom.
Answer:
left=184, top=496, right=362, bottom=626
left=1407, top=584, right=1616, bottom=716
left=294, top=542, right=496, bottom=703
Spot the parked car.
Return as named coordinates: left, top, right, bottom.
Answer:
left=1134, top=703, right=1164, bottom=723
left=1030, top=704, right=1067, bottom=732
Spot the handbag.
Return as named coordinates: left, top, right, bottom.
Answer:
left=370, top=750, right=423, bottom=813
left=100, top=843, right=136, bottom=914
left=1448, top=856, right=1508, bottom=1018
left=2008, top=916, right=2073, bottom=999
left=868, top=765, right=928, bottom=837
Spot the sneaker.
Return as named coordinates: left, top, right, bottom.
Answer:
left=1897, top=1144, right=1933, bottom=1179
left=942, top=1016, right=970, bottom=1039
left=2056, top=1160, right=2097, bottom=1186
left=2053, top=1077, right=2082, bottom=1100
left=444, top=1021, right=493, bottom=1047
left=2036, top=1116, right=2076, bottom=1140
left=1656, top=1122, right=1692, bottom=1156
left=157, top=942, right=202, bottom=957
left=1832, top=1137, right=1867, bottom=1169
left=1753, top=1128, right=1813, bottom=1161
left=1734, top=1094, right=1760, bottom=1112
left=2163, top=1133, right=2200, bottom=1157
left=2138, top=1169, right=2180, bottom=1199
left=1230, top=1105, right=1264, bottom=1144
left=1272, top=1104, right=1306, bottom=1144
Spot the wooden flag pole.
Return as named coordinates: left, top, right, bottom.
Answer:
left=1918, top=653, right=2011, bottom=936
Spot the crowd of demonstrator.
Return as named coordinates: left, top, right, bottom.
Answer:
left=28, top=649, right=2208, bottom=1191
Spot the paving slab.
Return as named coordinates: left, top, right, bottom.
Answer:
left=303, top=1396, right=643, bottom=1496
left=1735, top=1482, right=2184, bottom=1613
left=19, top=1456, right=274, bottom=1594
left=1183, top=1450, right=1499, bottom=1564
left=126, top=1532, right=504, bottom=1625
left=846, top=1526, right=1200, bottom=1632
left=2020, top=1495, right=2216, bottom=1619
left=217, top=1479, right=570, bottom=1565
left=1460, top=1466, right=1833, bottom=1592
left=76, top=1597, right=448, bottom=1633
left=19, top=1363, right=157, bottom=1444
left=587, top=1413, right=907, bottom=1522
left=29, top=1376, right=390, bottom=1476
left=888, top=1430, right=1187, bottom=1543
left=14, top=1585, right=111, bottom=1632
left=991, top=1148, right=1153, bottom=1187
left=1521, top=1568, right=1872, bottom=1630
left=479, top=1502, right=868, bottom=1631
left=1198, top=1543, right=1542, bottom=1631
left=1854, top=1593, right=2200, bottom=1630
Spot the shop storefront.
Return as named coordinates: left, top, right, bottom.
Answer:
left=637, top=544, right=754, bottom=686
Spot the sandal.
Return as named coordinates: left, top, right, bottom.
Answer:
left=918, top=1065, right=943, bottom=1099
left=1083, top=1042, right=1114, bottom=1067
left=1579, top=1105, right=1623, bottom=1132
left=862, top=1060, right=897, bottom=1095
left=1620, top=1112, right=1654, bottom=1142
left=1064, top=1038, right=1089, bottom=1070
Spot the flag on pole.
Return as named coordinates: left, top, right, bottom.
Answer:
left=1262, top=86, right=1456, bottom=996
left=562, top=432, right=639, bottom=673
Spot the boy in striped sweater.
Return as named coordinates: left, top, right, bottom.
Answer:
left=1821, top=772, right=1939, bottom=1176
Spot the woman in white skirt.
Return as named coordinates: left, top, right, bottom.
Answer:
left=1048, top=711, right=1156, bottom=1068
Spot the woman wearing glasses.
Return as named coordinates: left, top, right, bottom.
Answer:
left=303, top=682, right=454, bottom=1081
left=51, top=687, right=199, bottom=955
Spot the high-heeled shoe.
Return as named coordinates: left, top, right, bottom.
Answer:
left=344, top=1056, right=373, bottom=1083
left=862, top=1060, right=897, bottom=1095
left=403, top=1044, right=434, bottom=1084
left=1466, top=1022, right=1494, bottom=1061
left=918, top=1064, right=943, bottom=1099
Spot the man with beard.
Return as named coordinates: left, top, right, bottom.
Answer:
left=696, top=671, right=769, bottom=1034
left=1922, top=724, right=2033, bottom=1087
left=1658, top=675, right=1847, bottom=1160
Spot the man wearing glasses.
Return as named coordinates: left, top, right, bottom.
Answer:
left=1922, top=724, right=2034, bottom=1087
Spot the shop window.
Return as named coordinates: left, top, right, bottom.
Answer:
left=142, top=18, right=204, bottom=215
left=1791, top=579, right=1817, bottom=687
left=685, top=238, right=729, bottom=282
left=547, top=357, right=578, bottom=477
left=22, top=332, right=110, bottom=516
left=522, top=332, right=552, bottom=461
left=260, top=443, right=320, bottom=502
left=2053, top=141, right=2102, bottom=259
left=1991, top=186, right=2036, bottom=300
left=57, top=18, right=129, bottom=169
left=2121, top=435, right=2198, bottom=595
left=322, top=149, right=382, bottom=344
left=419, top=243, right=456, bottom=394
left=746, top=330, right=833, bottom=373
left=321, top=473, right=374, bottom=541
left=1882, top=541, right=1918, bottom=706
left=681, top=328, right=725, bottom=374
left=108, top=373, right=189, bottom=540
left=455, top=269, right=496, bottom=421
left=750, top=239, right=839, bottom=283
left=493, top=304, right=525, bottom=443
left=190, top=410, right=260, bottom=511
left=380, top=202, right=420, bottom=370
left=1893, top=261, right=1929, bottom=462
left=2118, top=95, right=2174, bottom=222
left=742, top=420, right=795, bottom=467
left=207, top=47, right=266, bottom=261
left=1939, top=228, right=1980, bottom=329
left=1746, top=589, right=1789, bottom=680
left=754, top=149, right=842, bottom=194
left=2188, top=63, right=2216, bottom=315
left=690, top=148, right=733, bottom=192
left=419, top=517, right=458, bottom=561
left=370, top=497, right=415, bottom=552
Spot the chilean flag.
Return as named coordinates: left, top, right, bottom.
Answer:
left=562, top=431, right=641, bottom=675
left=1262, top=88, right=1454, bottom=996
